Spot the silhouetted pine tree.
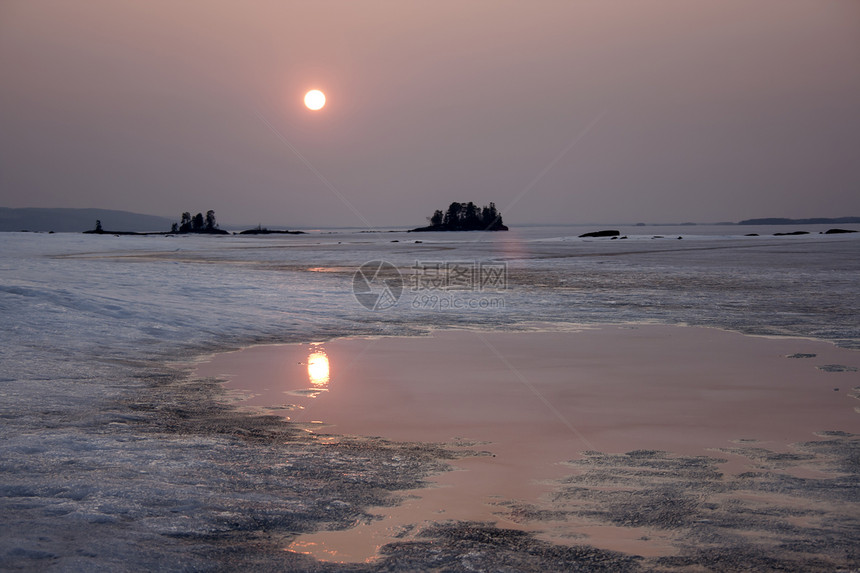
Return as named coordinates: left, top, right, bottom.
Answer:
left=179, top=212, right=192, bottom=233
left=463, top=202, right=480, bottom=229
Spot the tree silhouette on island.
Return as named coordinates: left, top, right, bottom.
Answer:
left=410, top=202, right=508, bottom=232
left=83, top=209, right=301, bottom=235
left=171, top=210, right=228, bottom=234
left=84, top=217, right=146, bottom=235
left=86, top=210, right=229, bottom=235
left=84, top=204, right=510, bottom=235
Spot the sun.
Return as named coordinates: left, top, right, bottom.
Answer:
left=304, top=89, right=326, bottom=111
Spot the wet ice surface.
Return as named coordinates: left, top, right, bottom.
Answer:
left=197, top=327, right=860, bottom=565
left=1, top=226, right=859, bottom=571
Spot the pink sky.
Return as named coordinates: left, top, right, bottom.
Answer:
left=1, top=1, right=858, bottom=227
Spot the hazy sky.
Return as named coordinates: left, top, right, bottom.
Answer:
left=1, top=1, right=859, bottom=227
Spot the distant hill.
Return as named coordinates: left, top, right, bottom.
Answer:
left=738, top=217, right=860, bottom=225
left=0, top=208, right=174, bottom=232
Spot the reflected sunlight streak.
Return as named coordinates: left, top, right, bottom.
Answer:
left=307, top=350, right=330, bottom=387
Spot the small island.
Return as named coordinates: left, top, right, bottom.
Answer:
left=171, top=211, right=229, bottom=235
left=410, top=202, right=508, bottom=232
left=85, top=210, right=231, bottom=235
left=81, top=210, right=301, bottom=236
left=238, top=225, right=304, bottom=235
left=83, top=219, right=144, bottom=235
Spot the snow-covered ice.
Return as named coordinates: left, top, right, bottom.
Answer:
left=1, top=226, right=858, bottom=569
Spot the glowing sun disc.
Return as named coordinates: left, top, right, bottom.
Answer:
left=304, top=89, right=326, bottom=111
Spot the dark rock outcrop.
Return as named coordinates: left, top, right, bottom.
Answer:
left=579, top=230, right=620, bottom=238
left=238, top=228, right=304, bottom=235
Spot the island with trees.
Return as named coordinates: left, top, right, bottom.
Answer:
left=85, top=210, right=231, bottom=235
left=410, top=202, right=508, bottom=232
left=83, top=218, right=150, bottom=236
left=171, top=210, right=229, bottom=234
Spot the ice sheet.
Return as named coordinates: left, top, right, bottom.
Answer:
left=1, top=227, right=858, bottom=569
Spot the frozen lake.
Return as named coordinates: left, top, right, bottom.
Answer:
left=1, top=224, right=859, bottom=570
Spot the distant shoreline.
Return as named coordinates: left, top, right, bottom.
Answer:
left=3, top=206, right=860, bottom=233
left=737, top=216, right=860, bottom=225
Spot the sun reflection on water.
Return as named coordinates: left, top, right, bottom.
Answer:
left=307, top=348, right=330, bottom=387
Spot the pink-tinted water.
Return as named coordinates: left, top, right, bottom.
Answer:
left=194, top=326, right=859, bottom=561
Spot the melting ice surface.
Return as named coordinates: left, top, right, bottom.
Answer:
left=196, top=326, right=860, bottom=562
left=3, top=225, right=859, bottom=366
left=1, top=224, right=859, bottom=568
